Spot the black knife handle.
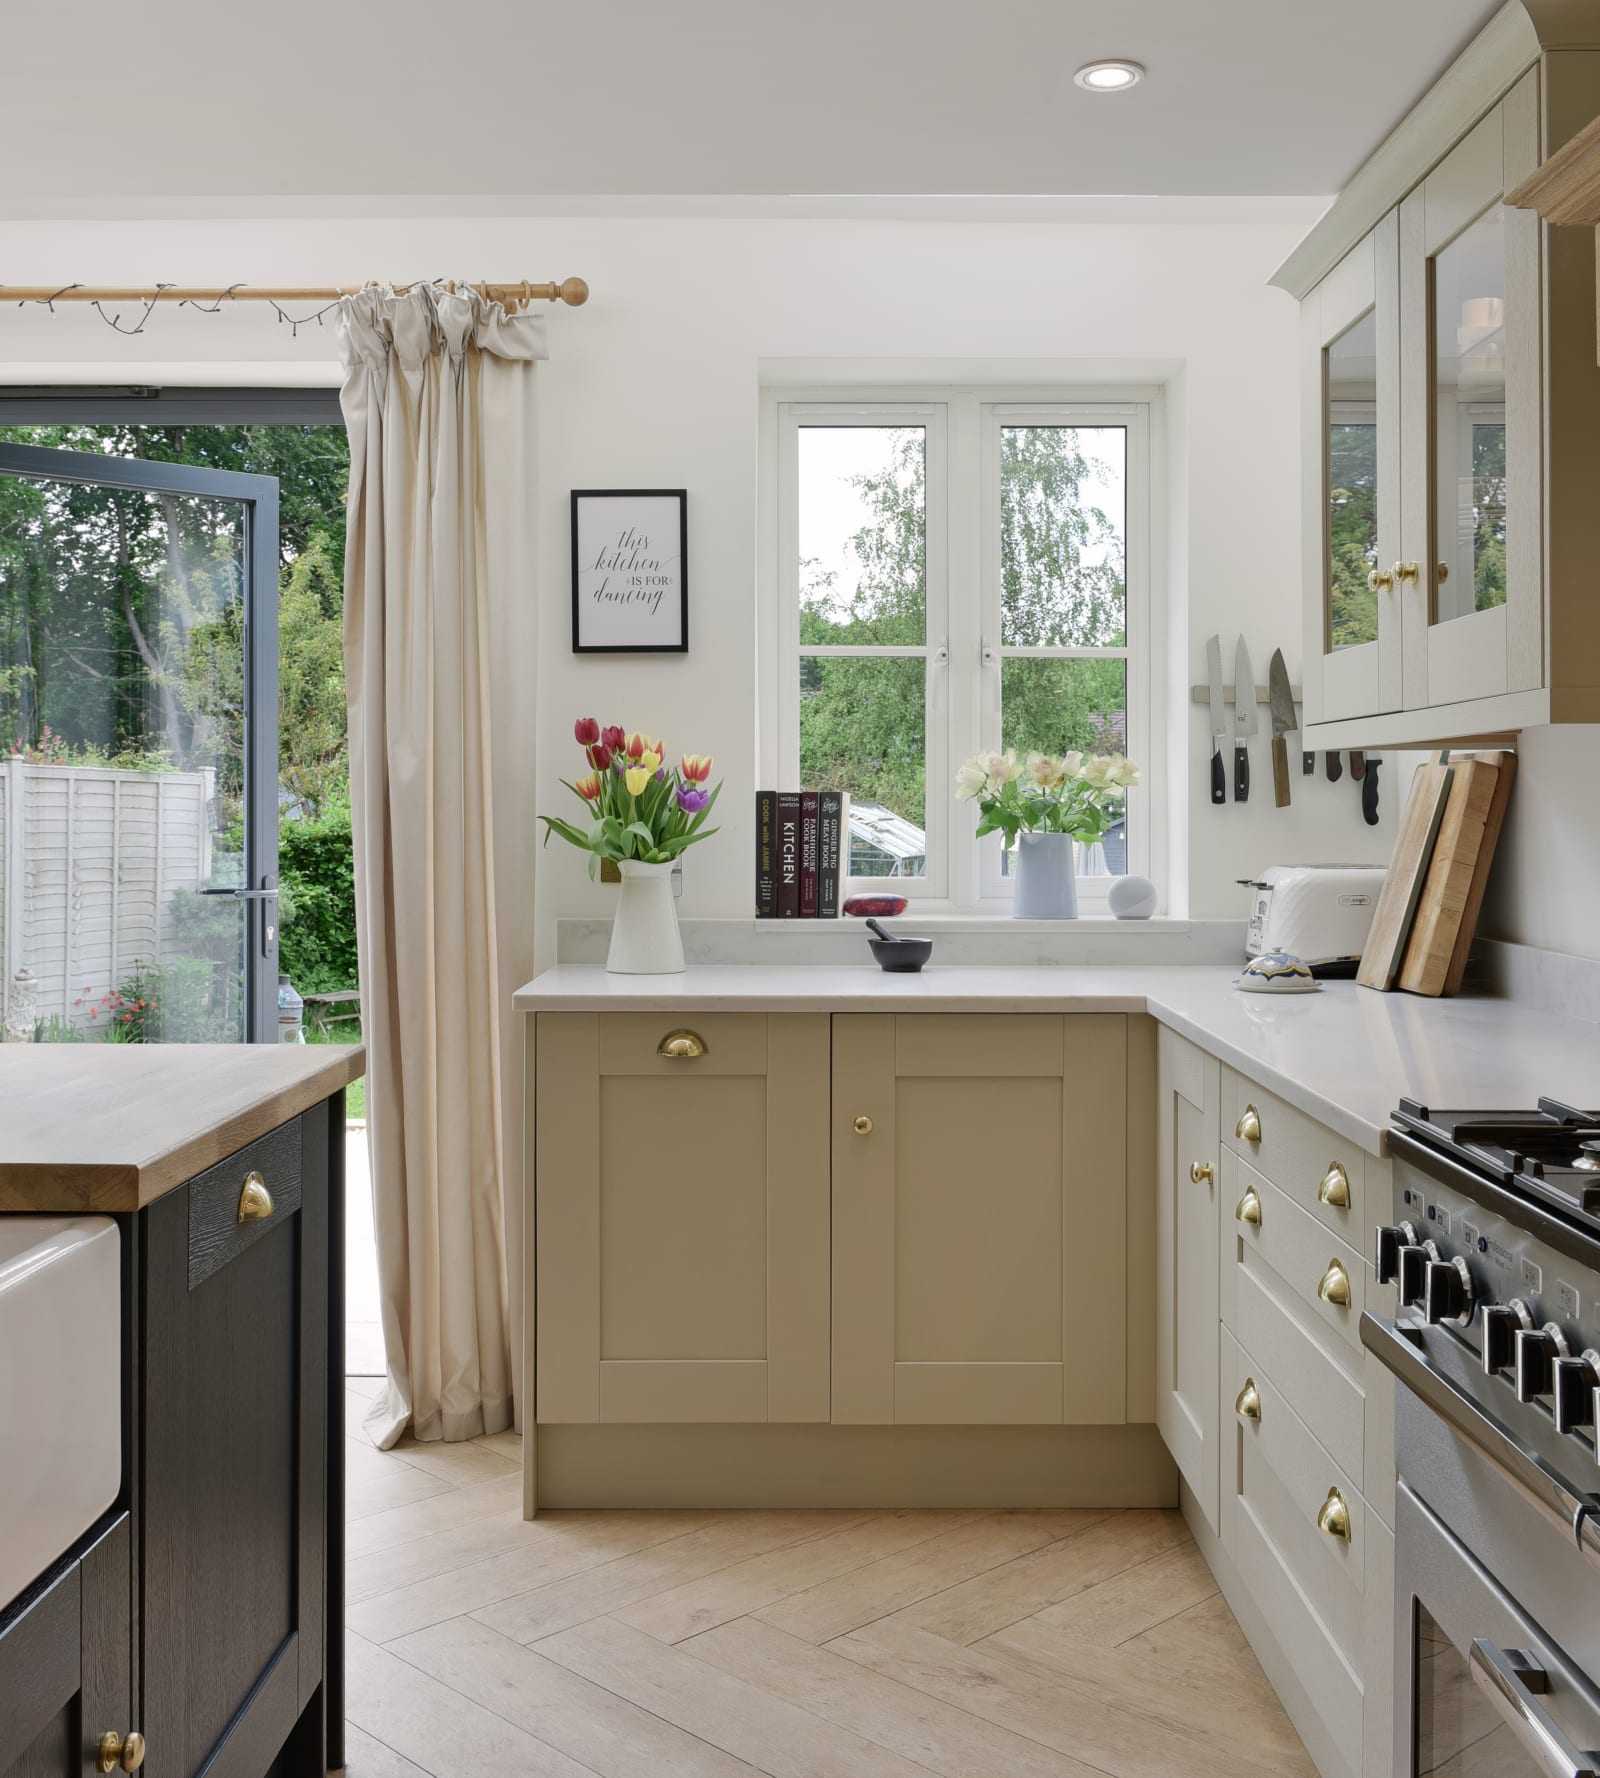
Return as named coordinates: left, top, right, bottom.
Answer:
left=1235, top=744, right=1250, bottom=802
left=1325, top=751, right=1343, bottom=782
left=1363, top=759, right=1380, bottom=825
left=1211, top=747, right=1226, bottom=804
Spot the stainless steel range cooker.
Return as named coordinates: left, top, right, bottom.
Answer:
left=1364, top=1097, right=1600, bottom=1777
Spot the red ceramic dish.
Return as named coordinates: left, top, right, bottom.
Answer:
left=843, top=894, right=909, bottom=918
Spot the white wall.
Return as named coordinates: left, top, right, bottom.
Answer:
left=1479, top=725, right=1600, bottom=960
left=0, top=205, right=1408, bottom=968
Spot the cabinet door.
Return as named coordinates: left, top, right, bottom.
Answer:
left=1302, top=213, right=1403, bottom=725
left=1156, top=1027, right=1221, bottom=1531
left=1400, top=74, right=1542, bottom=712
left=141, top=1108, right=328, bottom=1778
left=0, top=1515, right=130, bottom=1778
left=831, top=1013, right=1128, bottom=1426
left=535, top=1012, right=831, bottom=1424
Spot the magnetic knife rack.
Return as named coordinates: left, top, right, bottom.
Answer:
left=1189, top=684, right=1303, bottom=705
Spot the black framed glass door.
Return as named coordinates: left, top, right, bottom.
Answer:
left=0, top=440, right=280, bottom=1041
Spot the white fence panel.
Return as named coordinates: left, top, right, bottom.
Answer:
left=0, top=759, right=215, bottom=1034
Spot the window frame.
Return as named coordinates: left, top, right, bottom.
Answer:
left=766, top=384, right=1160, bottom=916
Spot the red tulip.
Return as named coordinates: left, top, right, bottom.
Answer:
left=601, top=725, right=625, bottom=751
left=680, top=753, right=713, bottom=783
left=626, top=731, right=647, bottom=760
left=575, top=771, right=604, bottom=802
left=590, top=743, right=613, bottom=770
left=574, top=716, right=600, bottom=746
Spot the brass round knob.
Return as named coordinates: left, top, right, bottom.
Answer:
left=1317, top=1162, right=1351, bottom=1209
left=236, top=1172, right=274, bottom=1225
left=853, top=1116, right=874, bottom=1137
left=1436, top=562, right=1449, bottom=584
left=1235, top=1105, right=1261, bottom=1143
left=1235, top=1379, right=1261, bottom=1423
left=1367, top=566, right=1395, bottom=593
left=1395, top=561, right=1421, bottom=585
left=1189, top=1160, right=1214, bottom=1185
left=1318, top=1257, right=1352, bottom=1307
left=98, top=1731, right=145, bottom=1774
left=1316, top=1487, right=1351, bottom=1541
left=657, top=1030, right=707, bottom=1059
left=1235, top=1186, right=1262, bottom=1227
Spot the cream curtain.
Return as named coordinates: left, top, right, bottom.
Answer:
left=339, top=285, right=545, bottom=1447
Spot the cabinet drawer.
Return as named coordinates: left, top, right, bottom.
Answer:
left=1221, top=1070, right=1366, bottom=1241
left=1235, top=1264, right=1365, bottom=1478
left=1226, top=1151, right=1365, bottom=1357
left=598, top=1013, right=768, bottom=1076
left=187, top=1117, right=303, bottom=1290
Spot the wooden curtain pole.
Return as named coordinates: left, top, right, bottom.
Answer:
left=0, top=277, right=590, bottom=310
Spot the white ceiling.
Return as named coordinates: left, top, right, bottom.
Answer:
left=0, top=0, right=1506, bottom=208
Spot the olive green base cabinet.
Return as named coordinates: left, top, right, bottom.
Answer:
left=530, top=1010, right=1166, bottom=1503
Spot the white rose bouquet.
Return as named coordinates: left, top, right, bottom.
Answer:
left=955, top=746, right=1139, bottom=850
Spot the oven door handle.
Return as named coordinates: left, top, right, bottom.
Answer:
left=1470, top=1641, right=1600, bottom=1778
left=1360, top=1313, right=1600, bottom=1576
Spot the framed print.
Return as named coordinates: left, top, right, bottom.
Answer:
left=571, top=489, right=688, bottom=653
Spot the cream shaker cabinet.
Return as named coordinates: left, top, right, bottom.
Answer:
left=831, top=1012, right=1138, bottom=1426
left=534, top=1011, right=832, bottom=1424
left=1155, top=1027, right=1222, bottom=1532
left=1285, top=23, right=1600, bottom=748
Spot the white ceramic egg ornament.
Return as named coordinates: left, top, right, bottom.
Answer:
left=1108, top=875, right=1158, bottom=920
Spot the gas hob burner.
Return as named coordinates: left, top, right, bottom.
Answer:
left=1576, top=1141, right=1600, bottom=1173
left=1392, top=1096, right=1600, bottom=1223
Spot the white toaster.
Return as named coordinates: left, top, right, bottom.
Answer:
left=1241, top=865, right=1386, bottom=972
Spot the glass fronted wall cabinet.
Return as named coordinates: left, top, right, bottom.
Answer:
left=1287, top=39, right=1600, bottom=747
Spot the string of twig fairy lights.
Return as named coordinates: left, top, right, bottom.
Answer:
left=1, top=277, right=590, bottom=338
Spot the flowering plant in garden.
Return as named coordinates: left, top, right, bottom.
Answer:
left=540, top=718, right=722, bottom=874
left=955, top=747, right=1140, bottom=849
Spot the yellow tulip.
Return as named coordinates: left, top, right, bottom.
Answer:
left=624, top=765, right=650, bottom=797
left=639, top=749, right=662, bottom=774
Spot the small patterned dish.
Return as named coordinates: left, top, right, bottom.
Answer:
left=1235, top=950, right=1319, bottom=993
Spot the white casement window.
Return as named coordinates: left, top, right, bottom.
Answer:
left=767, top=388, right=1157, bottom=914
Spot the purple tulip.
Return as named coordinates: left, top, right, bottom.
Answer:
left=676, top=784, right=711, bottom=814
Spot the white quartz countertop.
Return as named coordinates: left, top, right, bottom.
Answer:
left=515, top=963, right=1600, bottom=1157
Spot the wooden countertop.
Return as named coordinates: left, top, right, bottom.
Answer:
left=0, top=1043, right=366, bottom=1213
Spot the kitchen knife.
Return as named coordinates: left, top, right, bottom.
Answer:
left=1326, top=751, right=1343, bottom=782
left=1362, top=756, right=1381, bottom=825
left=1349, top=751, right=1366, bottom=781
left=1267, top=649, right=1296, bottom=808
left=1233, top=637, right=1257, bottom=802
left=1206, top=635, right=1227, bottom=805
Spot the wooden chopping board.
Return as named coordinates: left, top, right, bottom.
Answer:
left=1357, top=753, right=1455, bottom=991
left=1397, top=753, right=1501, bottom=996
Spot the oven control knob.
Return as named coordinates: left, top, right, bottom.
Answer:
left=1398, top=1240, right=1440, bottom=1308
left=1552, top=1350, right=1600, bottom=1436
left=1423, top=1257, right=1474, bottom=1326
left=1481, top=1299, right=1534, bottom=1376
left=1514, top=1323, right=1570, bottom=1402
left=1374, top=1222, right=1419, bottom=1286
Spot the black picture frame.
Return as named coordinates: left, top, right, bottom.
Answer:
left=570, top=488, right=689, bottom=654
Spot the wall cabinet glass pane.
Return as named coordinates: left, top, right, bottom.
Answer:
left=1326, top=308, right=1381, bottom=650
left=1432, top=203, right=1509, bottom=624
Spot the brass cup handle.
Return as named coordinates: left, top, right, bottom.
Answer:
left=1317, top=1162, right=1351, bottom=1209
left=1235, top=1185, right=1262, bottom=1227
left=1316, top=1486, right=1352, bottom=1542
left=1235, top=1379, right=1261, bottom=1423
left=1367, top=566, right=1395, bottom=593
left=1189, top=1160, right=1214, bottom=1185
left=98, top=1732, right=146, bottom=1774
left=853, top=1116, right=874, bottom=1137
left=1395, top=561, right=1421, bottom=586
left=657, top=1029, right=708, bottom=1059
left=236, top=1172, right=274, bottom=1225
left=1318, top=1257, right=1352, bottom=1307
left=1235, top=1105, right=1261, bottom=1143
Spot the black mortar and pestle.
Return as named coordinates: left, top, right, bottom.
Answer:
left=865, top=918, right=933, bottom=973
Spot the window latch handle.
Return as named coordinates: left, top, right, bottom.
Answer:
left=981, top=638, right=998, bottom=669
left=933, top=638, right=949, bottom=667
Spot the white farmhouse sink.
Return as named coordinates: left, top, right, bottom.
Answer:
left=0, top=1216, right=121, bottom=1611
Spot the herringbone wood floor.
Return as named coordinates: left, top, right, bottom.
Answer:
left=341, top=1379, right=1315, bottom=1778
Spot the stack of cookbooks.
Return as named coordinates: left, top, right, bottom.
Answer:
left=755, top=790, right=848, bottom=918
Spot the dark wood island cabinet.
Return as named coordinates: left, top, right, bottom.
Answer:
left=0, top=1046, right=363, bottom=1778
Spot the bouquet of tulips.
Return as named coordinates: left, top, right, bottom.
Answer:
left=541, top=719, right=721, bottom=874
left=956, top=747, right=1139, bottom=850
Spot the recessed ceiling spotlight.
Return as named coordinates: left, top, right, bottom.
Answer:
left=1073, top=59, right=1144, bottom=92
